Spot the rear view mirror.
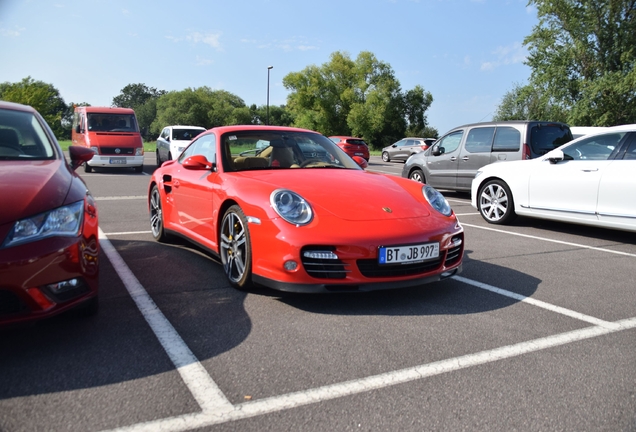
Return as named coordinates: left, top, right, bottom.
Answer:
left=68, top=145, right=95, bottom=170
left=431, top=146, right=445, bottom=156
left=547, top=149, right=565, bottom=164
left=183, top=155, right=214, bottom=170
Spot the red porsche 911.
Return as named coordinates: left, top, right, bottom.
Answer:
left=0, top=101, right=99, bottom=326
left=148, top=125, right=463, bottom=292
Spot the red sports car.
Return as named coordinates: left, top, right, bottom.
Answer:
left=329, top=136, right=370, bottom=161
left=149, top=125, right=463, bottom=292
left=0, top=101, right=99, bottom=326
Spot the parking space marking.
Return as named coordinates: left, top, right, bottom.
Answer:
left=98, top=228, right=234, bottom=414
left=100, top=222, right=636, bottom=432
left=106, top=316, right=636, bottom=432
left=96, top=196, right=146, bottom=201
left=462, top=223, right=636, bottom=258
left=105, top=230, right=152, bottom=236
left=453, top=276, right=620, bottom=329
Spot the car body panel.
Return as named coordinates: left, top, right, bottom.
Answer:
left=150, top=125, right=464, bottom=292
left=0, top=101, right=99, bottom=326
left=471, top=125, right=636, bottom=232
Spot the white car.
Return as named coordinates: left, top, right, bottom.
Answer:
left=156, top=125, right=206, bottom=165
left=471, top=124, right=636, bottom=232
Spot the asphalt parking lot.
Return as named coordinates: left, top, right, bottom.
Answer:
left=1, top=154, right=635, bottom=431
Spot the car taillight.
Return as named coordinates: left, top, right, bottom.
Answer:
left=522, top=143, right=531, bottom=160
left=421, top=145, right=429, bottom=150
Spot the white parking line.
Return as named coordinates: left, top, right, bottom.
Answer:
left=96, top=196, right=146, bottom=201
left=99, top=224, right=636, bottom=432
left=106, top=230, right=152, bottom=236
left=98, top=228, right=233, bottom=414
left=462, top=223, right=636, bottom=258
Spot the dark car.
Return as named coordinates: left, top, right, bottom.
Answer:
left=329, top=136, right=370, bottom=161
left=0, top=101, right=99, bottom=327
left=402, top=121, right=573, bottom=192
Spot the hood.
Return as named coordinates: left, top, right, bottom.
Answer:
left=89, top=133, right=140, bottom=147
left=237, top=169, right=431, bottom=221
left=0, top=160, right=72, bottom=225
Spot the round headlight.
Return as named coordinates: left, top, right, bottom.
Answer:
left=270, top=189, right=313, bottom=225
left=423, top=185, right=452, bottom=217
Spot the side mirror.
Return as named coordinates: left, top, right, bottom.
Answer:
left=352, top=156, right=368, bottom=169
left=431, top=146, right=444, bottom=156
left=547, top=149, right=565, bottom=164
left=68, top=145, right=95, bottom=170
left=183, top=154, right=214, bottom=170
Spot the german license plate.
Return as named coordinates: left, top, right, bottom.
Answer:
left=378, top=242, right=439, bottom=265
left=109, top=157, right=126, bottom=164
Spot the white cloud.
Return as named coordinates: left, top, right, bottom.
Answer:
left=188, top=31, right=223, bottom=50
left=0, top=25, right=24, bottom=37
left=480, top=42, right=527, bottom=71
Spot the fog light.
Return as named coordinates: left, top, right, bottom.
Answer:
left=284, top=260, right=298, bottom=271
left=303, top=250, right=338, bottom=260
left=46, top=278, right=81, bottom=294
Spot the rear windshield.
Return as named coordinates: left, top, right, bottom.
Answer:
left=530, top=124, right=572, bottom=155
left=346, top=139, right=367, bottom=146
left=173, top=129, right=204, bottom=140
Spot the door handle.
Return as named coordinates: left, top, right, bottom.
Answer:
left=174, top=180, right=180, bottom=187
left=450, top=157, right=457, bottom=161
left=580, top=168, right=599, bottom=172
left=462, top=156, right=469, bottom=161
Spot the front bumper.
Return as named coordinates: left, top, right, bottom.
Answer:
left=88, top=155, right=144, bottom=168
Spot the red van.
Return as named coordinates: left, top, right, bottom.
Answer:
left=72, top=106, right=144, bottom=173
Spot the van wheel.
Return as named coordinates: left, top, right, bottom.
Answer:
left=409, top=168, right=425, bottom=183
left=382, top=152, right=390, bottom=162
left=84, top=162, right=93, bottom=173
left=134, top=165, right=143, bottom=173
left=477, top=179, right=517, bottom=224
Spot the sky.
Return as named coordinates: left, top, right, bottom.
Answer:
left=0, top=0, right=538, bottom=135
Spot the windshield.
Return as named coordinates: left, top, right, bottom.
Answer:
left=222, top=130, right=362, bottom=172
left=0, top=108, right=56, bottom=160
left=173, top=128, right=204, bottom=141
left=87, top=113, right=138, bottom=132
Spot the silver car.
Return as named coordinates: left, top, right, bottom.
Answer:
left=156, top=125, right=206, bottom=166
left=381, top=137, right=435, bottom=163
left=402, top=121, right=573, bottom=192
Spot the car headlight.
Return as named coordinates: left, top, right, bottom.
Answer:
left=270, top=189, right=313, bottom=225
left=423, top=185, right=452, bottom=217
left=2, top=201, right=84, bottom=248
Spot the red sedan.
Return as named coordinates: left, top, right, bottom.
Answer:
left=149, top=125, right=463, bottom=292
left=0, top=101, right=99, bottom=326
left=329, top=136, right=370, bottom=161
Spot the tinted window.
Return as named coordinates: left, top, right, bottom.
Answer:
left=464, top=127, right=495, bottom=153
left=623, top=136, right=636, bottom=160
left=492, top=127, right=521, bottom=151
left=530, top=125, right=572, bottom=155
left=562, top=132, right=626, bottom=161
left=173, top=129, right=204, bottom=140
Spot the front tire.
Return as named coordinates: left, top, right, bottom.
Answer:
left=477, top=179, right=517, bottom=224
left=382, top=151, right=391, bottom=162
left=84, top=162, right=93, bottom=173
left=220, top=205, right=253, bottom=290
left=149, top=185, right=170, bottom=242
left=409, top=168, right=425, bottom=183
left=156, top=151, right=162, bottom=167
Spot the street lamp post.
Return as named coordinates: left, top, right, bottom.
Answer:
left=267, top=66, right=273, bottom=125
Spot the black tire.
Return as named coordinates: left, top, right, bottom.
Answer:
left=220, top=205, right=253, bottom=290
left=167, top=152, right=173, bottom=161
left=134, top=165, right=143, bottom=173
left=84, top=162, right=93, bottom=173
left=156, top=151, right=162, bottom=167
left=382, top=151, right=390, bottom=162
left=477, top=179, right=517, bottom=224
left=149, top=185, right=170, bottom=242
left=408, top=168, right=425, bottom=183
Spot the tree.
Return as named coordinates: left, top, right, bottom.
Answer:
left=522, top=0, right=636, bottom=125
left=113, top=83, right=166, bottom=140
left=150, top=87, right=247, bottom=135
left=283, top=51, right=433, bottom=149
left=0, top=77, right=68, bottom=138
left=493, top=82, right=568, bottom=122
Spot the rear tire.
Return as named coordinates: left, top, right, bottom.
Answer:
left=156, top=151, right=162, bottom=167
left=477, top=179, right=517, bottom=224
left=220, top=205, right=253, bottom=290
left=149, top=185, right=170, bottom=242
